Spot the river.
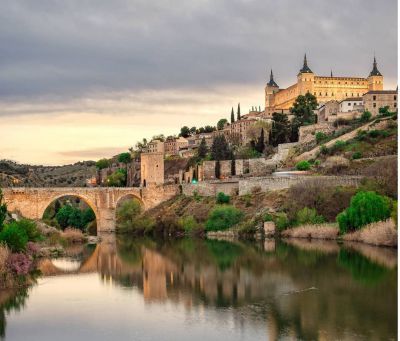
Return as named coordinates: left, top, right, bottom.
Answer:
left=0, top=236, right=397, bottom=340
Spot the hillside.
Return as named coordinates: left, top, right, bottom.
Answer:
left=0, top=160, right=97, bottom=187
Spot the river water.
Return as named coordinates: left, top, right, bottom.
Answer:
left=0, top=236, right=397, bottom=340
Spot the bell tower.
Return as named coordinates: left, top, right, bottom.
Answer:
left=367, top=56, right=384, bottom=91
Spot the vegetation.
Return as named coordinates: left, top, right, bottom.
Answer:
left=205, top=205, right=243, bottom=231
left=360, top=110, right=372, bottom=123
left=270, top=112, right=291, bottom=146
left=295, top=160, right=311, bottom=171
left=294, top=207, right=325, bottom=226
left=217, top=118, right=228, bottom=130
left=106, top=169, right=126, bottom=187
left=0, top=189, right=6, bottom=228
left=336, top=191, right=392, bottom=234
left=211, top=135, right=231, bottom=161
left=216, top=192, right=230, bottom=204
left=96, top=158, right=110, bottom=170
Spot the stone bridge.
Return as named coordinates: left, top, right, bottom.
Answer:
left=2, top=185, right=179, bottom=232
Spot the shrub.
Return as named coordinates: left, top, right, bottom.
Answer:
left=6, top=253, right=32, bottom=275
left=216, top=192, right=230, bottom=204
left=11, top=219, right=41, bottom=241
left=116, top=199, right=142, bottom=225
left=177, top=215, right=199, bottom=232
left=193, top=190, right=201, bottom=202
left=320, top=145, right=329, bottom=155
left=360, top=110, right=372, bottom=122
left=205, top=206, right=243, bottom=231
left=323, top=156, right=350, bottom=174
left=356, top=130, right=367, bottom=141
left=331, top=140, right=346, bottom=153
left=295, top=207, right=325, bottom=225
left=237, top=219, right=257, bottom=238
left=263, top=212, right=273, bottom=222
left=336, top=191, right=392, bottom=234
left=352, top=152, right=362, bottom=160
left=0, top=224, right=28, bottom=252
left=61, top=228, right=86, bottom=244
left=315, top=131, right=327, bottom=143
left=274, top=212, right=289, bottom=231
left=295, top=160, right=311, bottom=171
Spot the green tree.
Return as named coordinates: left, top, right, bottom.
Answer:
left=106, top=169, right=126, bottom=187
left=360, top=110, right=372, bottom=122
left=215, top=160, right=221, bottom=179
left=180, top=126, right=191, bottom=137
left=270, top=112, right=291, bottom=146
left=230, top=107, right=235, bottom=123
left=255, top=128, right=265, bottom=153
left=211, top=135, right=230, bottom=161
left=231, top=152, right=236, bottom=176
left=205, top=205, right=243, bottom=231
left=95, top=158, right=110, bottom=170
left=55, top=205, right=74, bottom=229
left=237, top=103, right=241, bottom=120
left=197, top=137, right=208, bottom=159
left=336, top=191, right=392, bottom=234
left=217, top=118, right=228, bottom=130
left=0, top=223, right=28, bottom=252
left=190, top=126, right=197, bottom=134
left=0, top=189, right=7, bottom=230
left=118, top=152, right=132, bottom=165
left=290, top=93, right=318, bottom=141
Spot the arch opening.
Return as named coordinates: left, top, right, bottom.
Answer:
left=41, top=194, right=98, bottom=236
left=115, top=194, right=144, bottom=232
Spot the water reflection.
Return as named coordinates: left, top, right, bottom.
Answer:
left=0, top=236, right=397, bottom=340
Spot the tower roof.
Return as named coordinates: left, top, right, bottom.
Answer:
left=267, top=69, right=279, bottom=87
left=369, top=56, right=382, bottom=77
left=299, top=53, right=313, bottom=73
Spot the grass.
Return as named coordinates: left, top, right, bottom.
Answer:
left=281, top=223, right=339, bottom=240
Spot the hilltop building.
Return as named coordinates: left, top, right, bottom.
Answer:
left=265, top=55, right=384, bottom=115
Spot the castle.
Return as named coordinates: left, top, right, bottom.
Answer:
left=265, top=55, right=384, bottom=115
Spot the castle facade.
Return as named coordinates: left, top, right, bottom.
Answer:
left=265, top=55, right=383, bottom=115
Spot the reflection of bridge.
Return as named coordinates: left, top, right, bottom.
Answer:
left=3, top=186, right=178, bottom=232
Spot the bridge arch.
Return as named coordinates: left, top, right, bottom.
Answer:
left=39, top=193, right=99, bottom=230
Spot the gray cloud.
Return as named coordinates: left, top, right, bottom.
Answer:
left=0, top=0, right=397, bottom=101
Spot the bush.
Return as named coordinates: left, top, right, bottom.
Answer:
left=320, top=145, right=329, bottom=155
left=263, top=212, right=273, bottom=222
left=295, top=160, right=311, bottom=171
left=352, top=152, right=362, bottom=160
left=274, top=213, right=289, bottom=231
left=237, top=219, right=257, bottom=238
left=360, top=110, right=372, bottom=122
left=323, top=156, right=350, bottom=174
left=315, top=132, right=327, bottom=143
left=3, top=219, right=41, bottom=243
left=6, top=253, right=32, bottom=275
left=116, top=199, right=142, bottom=225
left=205, top=206, right=243, bottom=231
left=0, top=224, right=29, bottom=252
left=331, top=140, right=346, bottom=153
left=336, top=191, right=392, bottom=234
left=295, top=207, right=325, bottom=225
left=216, top=192, right=230, bottom=204
left=177, top=215, right=199, bottom=233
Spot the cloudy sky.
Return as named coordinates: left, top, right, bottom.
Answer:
left=0, top=0, right=397, bottom=165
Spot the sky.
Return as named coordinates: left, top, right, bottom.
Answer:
left=0, top=0, right=397, bottom=165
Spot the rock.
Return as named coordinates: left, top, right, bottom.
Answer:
left=264, top=221, right=276, bottom=237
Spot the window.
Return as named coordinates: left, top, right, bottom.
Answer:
left=394, top=96, right=397, bottom=100
left=319, top=92, right=322, bottom=96
left=373, top=103, right=376, bottom=108
left=348, top=103, right=351, bottom=106
left=394, top=103, right=397, bottom=108
left=325, top=92, right=328, bottom=96
left=373, top=95, right=376, bottom=100
left=314, top=92, right=316, bottom=96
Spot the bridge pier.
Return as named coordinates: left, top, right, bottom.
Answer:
left=97, top=208, right=116, bottom=232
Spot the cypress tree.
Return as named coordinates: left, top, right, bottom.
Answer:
left=215, top=160, right=221, bottom=179
left=256, top=128, right=265, bottom=153
left=231, top=152, right=236, bottom=176
left=230, top=107, right=235, bottom=123
left=197, top=137, right=208, bottom=158
left=237, top=103, right=241, bottom=120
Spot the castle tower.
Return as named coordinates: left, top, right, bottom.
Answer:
left=297, top=54, right=315, bottom=95
left=367, top=56, right=384, bottom=91
left=265, top=69, right=279, bottom=112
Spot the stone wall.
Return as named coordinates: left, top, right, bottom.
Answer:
left=182, top=181, right=239, bottom=197
left=238, top=175, right=363, bottom=195
left=299, top=123, right=335, bottom=143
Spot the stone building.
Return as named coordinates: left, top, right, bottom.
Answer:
left=147, top=139, right=164, bottom=153
left=164, top=136, right=188, bottom=156
left=265, top=55, right=384, bottom=115
left=363, top=90, right=398, bottom=116
left=140, top=152, right=164, bottom=187
left=338, top=97, right=363, bottom=113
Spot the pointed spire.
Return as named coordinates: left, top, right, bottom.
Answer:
left=330, top=70, right=333, bottom=77
left=299, top=53, right=313, bottom=73
left=237, top=103, right=241, bottom=121
left=369, top=55, right=382, bottom=76
left=267, top=68, right=279, bottom=87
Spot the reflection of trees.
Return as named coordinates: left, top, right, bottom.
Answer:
left=0, top=288, right=30, bottom=339
left=337, top=248, right=390, bottom=285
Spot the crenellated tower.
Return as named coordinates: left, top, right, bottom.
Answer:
left=367, top=56, right=384, bottom=91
